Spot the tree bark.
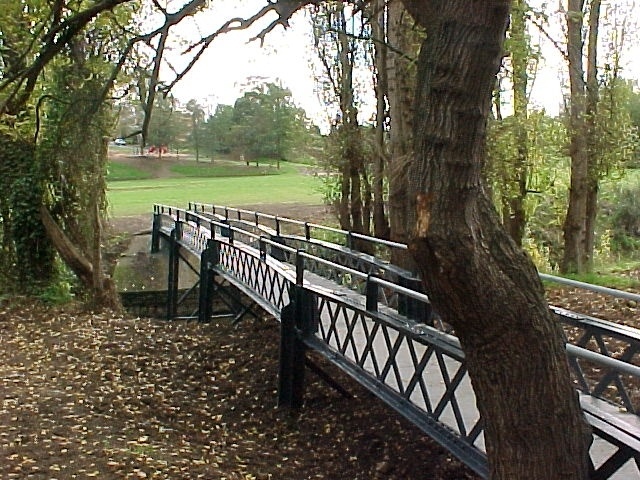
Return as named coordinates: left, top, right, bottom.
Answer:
left=403, top=2, right=592, bottom=478
left=387, top=0, right=421, bottom=270
left=584, top=0, right=602, bottom=271
left=562, top=0, right=589, bottom=274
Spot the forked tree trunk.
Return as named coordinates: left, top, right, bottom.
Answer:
left=40, top=205, right=120, bottom=311
left=401, top=1, right=592, bottom=478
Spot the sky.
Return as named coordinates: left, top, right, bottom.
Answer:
left=162, top=1, right=640, bottom=124
left=524, top=0, right=640, bottom=115
left=164, top=2, right=326, bottom=123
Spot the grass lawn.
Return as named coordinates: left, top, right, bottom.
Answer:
left=108, top=172, right=323, bottom=217
left=169, top=161, right=294, bottom=177
left=107, top=162, right=153, bottom=181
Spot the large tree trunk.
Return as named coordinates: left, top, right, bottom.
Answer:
left=562, top=0, right=589, bottom=274
left=401, top=2, right=592, bottom=478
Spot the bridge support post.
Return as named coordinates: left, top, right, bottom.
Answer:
left=269, top=235, right=287, bottom=262
left=166, top=223, right=182, bottom=320
left=398, top=276, right=432, bottom=325
left=278, top=286, right=317, bottom=408
left=151, top=213, right=161, bottom=253
left=198, top=239, right=219, bottom=323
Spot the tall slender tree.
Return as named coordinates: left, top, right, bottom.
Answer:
left=313, top=2, right=370, bottom=236
left=562, top=0, right=590, bottom=273
left=369, top=0, right=390, bottom=239
left=186, top=99, right=205, bottom=162
left=385, top=0, right=422, bottom=269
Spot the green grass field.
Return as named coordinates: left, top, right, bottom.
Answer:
left=169, top=161, right=295, bottom=177
left=107, top=162, right=153, bottom=181
left=107, top=166, right=323, bottom=216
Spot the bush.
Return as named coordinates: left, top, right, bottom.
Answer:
left=608, top=184, right=640, bottom=255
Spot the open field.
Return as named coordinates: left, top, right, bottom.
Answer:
left=107, top=154, right=324, bottom=217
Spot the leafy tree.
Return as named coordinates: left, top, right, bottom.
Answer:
left=629, top=88, right=640, bottom=166
left=186, top=99, right=205, bottom=161
left=201, top=104, right=235, bottom=158
left=0, top=0, right=132, bottom=304
left=231, top=82, right=309, bottom=164
left=488, top=113, right=570, bottom=270
left=147, top=94, right=182, bottom=157
left=37, top=45, right=118, bottom=307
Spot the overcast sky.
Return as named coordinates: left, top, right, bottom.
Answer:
left=164, top=2, right=325, bottom=123
left=162, top=1, right=640, bottom=125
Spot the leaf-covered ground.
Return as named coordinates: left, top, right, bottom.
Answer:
left=0, top=301, right=477, bottom=480
left=3, top=193, right=638, bottom=479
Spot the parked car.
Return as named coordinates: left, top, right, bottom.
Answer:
left=114, top=138, right=126, bottom=146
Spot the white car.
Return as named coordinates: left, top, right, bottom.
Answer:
left=114, top=138, right=126, bottom=146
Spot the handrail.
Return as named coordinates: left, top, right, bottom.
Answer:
left=188, top=202, right=409, bottom=251
left=540, top=273, right=640, bottom=303
left=187, top=203, right=640, bottom=307
left=153, top=203, right=640, bottom=478
left=155, top=203, right=640, bottom=374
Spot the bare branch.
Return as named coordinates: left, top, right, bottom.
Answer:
left=530, top=16, right=569, bottom=63
left=164, top=1, right=321, bottom=93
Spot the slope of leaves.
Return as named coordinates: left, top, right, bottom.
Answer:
left=0, top=300, right=475, bottom=479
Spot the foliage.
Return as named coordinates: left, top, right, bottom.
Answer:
left=146, top=95, right=183, bottom=149
left=201, top=104, right=235, bottom=157
left=229, top=82, right=312, bottom=160
left=113, top=83, right=320, bottom=163
left=590, top=76, right=640, bottom=176
left=37, top=261, right=76, bottom=304
left=185, top=99, right=205, bottom=161
left=0, top=133, right=56, bottom=292
left=487, top=112, right=570, bottom=268
left=606, top=182, right=640, bottom=255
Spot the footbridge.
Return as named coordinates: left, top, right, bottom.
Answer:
left=149, top=203, right=640, bottom=479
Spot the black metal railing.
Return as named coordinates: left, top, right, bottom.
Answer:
left=151, top=203, right=640, bottom=479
